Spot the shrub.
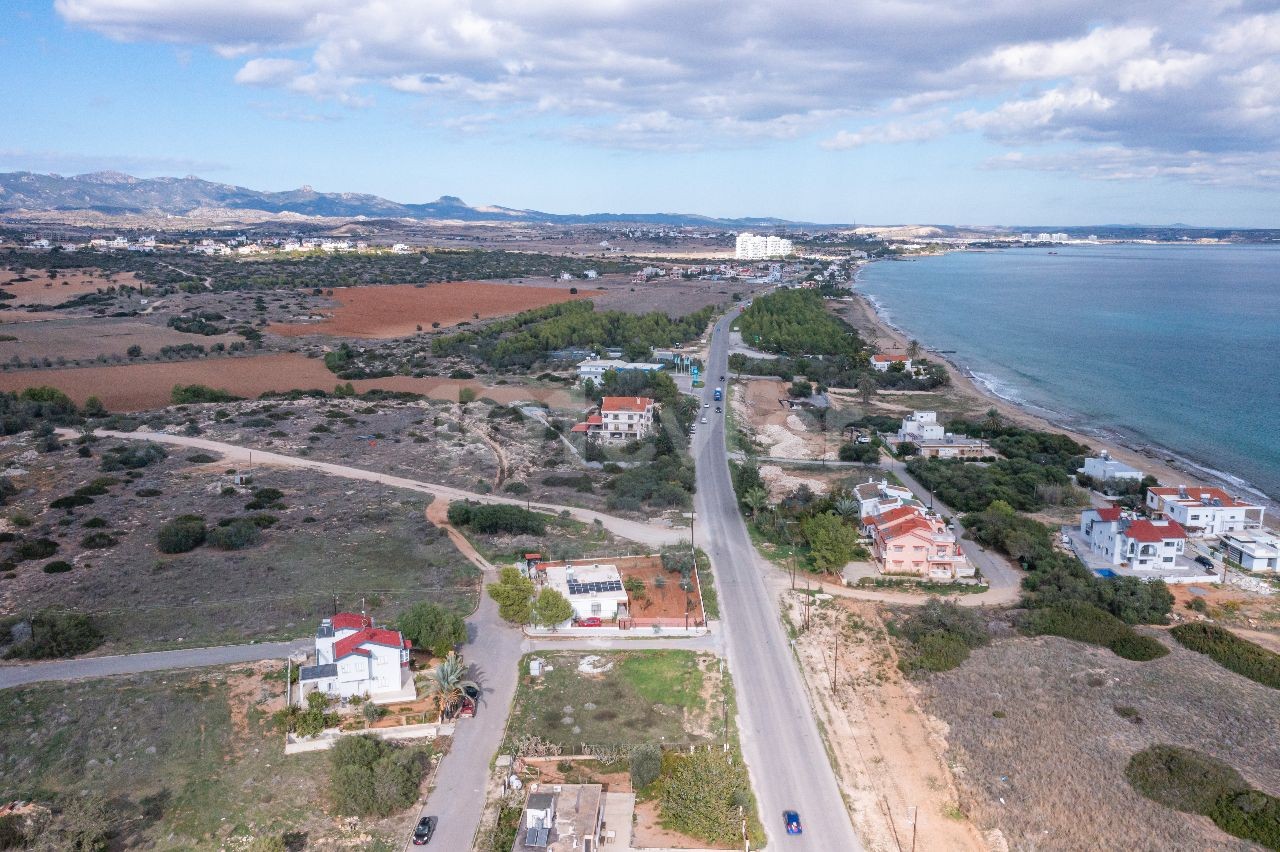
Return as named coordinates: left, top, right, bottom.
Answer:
left=75, top=477, right=119, bottom=496
left=502, top=480, right=529, bottom=495
left=1125, top=744, right=1245, bottom=815
left=397, top=602, right=467, bottom=658
left=50, top=494, right=94, bottom=510
left=42, top=560, right=74, bottom=574
left=4, top=610, right=103, bottom=658
left=15, top=538, right=59, bottom=561
left=1170, top=622, right=1280, bottom=690
left=658, top=750, right=762, bottom=845
left=82, top=517, right=109, bottom=528
left=630, top=743, right=663, bottom=790
left=1021, top=601, right=1168, bottom=662
left=171, top=384, right=242, bottom=404
left=901, top=632, right=972, bottom=674
left=100, top=442, right=167, bottom=471
left=156, top=514, right=206, bottom=553
left=1209, top=789, right=1280, bottom=849
left=207, top=518, right=261, bottom=550
left=329, top=735, right=431, bottom=817
left=186, top=452, right=218, bottom=463
left=448, top=501, right=546, bottom=535
left=79, top=532, right=118, bottom=549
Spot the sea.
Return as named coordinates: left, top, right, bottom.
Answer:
left=855, top=244, right=1280, bottom=505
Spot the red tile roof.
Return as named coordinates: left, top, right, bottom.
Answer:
left=1094, top=507, right=1123, bottom=522
left=601, top=396, right=655, bottom=413
left=333, top=627, right=410, bottom=660
left=872, top=354, right=910, bottom=363
left=332, top=612, right=372, bottom=631
left=863, top=505, right=920, bottom=529
left=1125, top=519, right=1186, bottom=543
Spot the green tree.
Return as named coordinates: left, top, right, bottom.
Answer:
left=458, top=387, right=477, bottom=405
left=487, top=567, right=535, bottom=623
left=630, top=743, right=663, bottom=789
left=907, top=339, right=921, bottom=360
left=857, top=374, right=875, bottom=405
left=398, top=602, right=467, bottom=658
left=532, top=588, right=574, bottom=628
left=741, top=487, right=769, bottom=518
left=801, top=511, right=861, bottom=573
left=81, top=396, right=106, bottom=417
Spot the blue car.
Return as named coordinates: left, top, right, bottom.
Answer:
left=784, top=810, right=802, bottom=835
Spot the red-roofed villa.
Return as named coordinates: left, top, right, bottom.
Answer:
left=297, top=613, right=416, bottom=705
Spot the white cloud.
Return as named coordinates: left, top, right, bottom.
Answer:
left=53, top=0, right=1280, bottom=188
left=234, top=58, right=306, bottom=86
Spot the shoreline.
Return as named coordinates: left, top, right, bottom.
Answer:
left=844, top=264, right=1278, bottom=519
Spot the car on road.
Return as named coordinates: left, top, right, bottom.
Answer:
left=412, top=816, right=437, bottom=845
left=1194, top=554, right=1213, bottom=568
left=704, top=402, right=710, bottom=408
left=574, top=616, right=603, bottom=627
left=783, top=810, right=802, bottom=835
left=715, top=406, right=722, bottom=413
left=700, top=416, right=708, bottom=424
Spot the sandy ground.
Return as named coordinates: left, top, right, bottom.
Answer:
left=0, top=267, right=142, bottom=305
left=0, top=352, right=578, bottom=411
left=632, top=798, right=735, bottom=849
left=268, top=280, right=587, bottom=339
left=840, top=292, right=1215, bottom=501
left=785, top=591, right=987, bottom=852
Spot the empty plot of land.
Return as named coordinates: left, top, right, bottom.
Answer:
left=0, top=267, right=141, bottom=305
left=0, top=352, right=577, bottom=411
left=920, top=633, right=1280, bottom=851
left=0, top=316, right=240, bottom=362
left=269, top=281, right=587, bottom=339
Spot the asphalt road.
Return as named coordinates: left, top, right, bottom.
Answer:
left=694, top=309, right=864, bottom=851
left=0, top=639, right=311, bottom=689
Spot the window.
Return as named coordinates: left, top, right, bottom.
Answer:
left=591, top=602, right=601, bottom=615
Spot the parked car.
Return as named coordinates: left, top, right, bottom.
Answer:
left=574, top=616, right=603, bottom=627
left=783, top=810, right=802, bottom=835
left=456, top=684, right=480, bottom=718
left=700, top=417, right=708, bottom=424
left=1195, top=555, right=1213, bottom=568
left=412, top=816, right=437, bottom=845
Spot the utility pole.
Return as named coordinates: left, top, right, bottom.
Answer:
left=831, top=619, right=839, bottom=691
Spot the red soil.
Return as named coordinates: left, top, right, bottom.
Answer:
left=269, top=281, right=587, bottom=339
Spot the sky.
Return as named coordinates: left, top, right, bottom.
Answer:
left=1, top=0, right=1279, bottom=225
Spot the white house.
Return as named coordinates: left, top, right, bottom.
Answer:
left=297, top=613, right=416, bottom=704
left=541, top=563, right=629, bottom=623
left=1079, top=507, right=1187, bottom=570
left=571, top=396, right=657, bottom=445
left=1080, top=450, right=1144, bottom=483
left=1219, top=531, right=1280, bottom=572
left=1146, top=486, right=1265, bottom=537
left=870, top=354, right=913, bottom=373
left=852, top=477, right=919, bottom=519
left=576, top=359, right=664, bottom=382
left=894, top=411, right=990, bottom=459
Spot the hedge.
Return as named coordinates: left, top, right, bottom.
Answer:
left=1022, top=601, right=1168, bottom=661
left=1170, top=622, right=1280, bottom=690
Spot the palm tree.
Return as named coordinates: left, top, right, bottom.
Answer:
left=985, top=407, right=1002, bottom=434
left=424, top=651, right=478, bottom=720
left=833, top=495, right=860, bottom=519
left=907, top=339, right=921, bottom=360
left=742, top=487, right=769, bottom=518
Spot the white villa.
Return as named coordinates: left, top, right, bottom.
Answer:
left=893, top=411, right=991, bottom=459
left=576, top=359, right=664, bottom=382
left=570, top=396, right=656, bottom=445
left=297, top=613, right=416, bottom=704
left=1145, top=486, right=1265, bottom=537
left=1219, top=531, right=1280, bottom=572
left=1079, top=507, right=1187, bottom=570
left=1080, top=450, right=1144, bottom=483
left=851, top=477, right=920, bottom=519
left=870, top=354, right=913, bottom=373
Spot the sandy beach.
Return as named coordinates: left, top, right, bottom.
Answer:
left=841, top=279, right=1276, bottom=520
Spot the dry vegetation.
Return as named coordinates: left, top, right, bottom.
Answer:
left=919, top=632, right=1280, bottom=851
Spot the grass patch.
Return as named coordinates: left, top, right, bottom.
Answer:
left=617, top=651, right=704, bottom=709
left=1170, top=622, right=1280, bottom=690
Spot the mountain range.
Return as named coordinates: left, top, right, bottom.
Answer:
left=0, top=171, right=811, bottom=228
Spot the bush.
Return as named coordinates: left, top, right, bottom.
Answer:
left=171, top=384, right=242, bottom=404
left=397, top=602, right=467, bottom=657
left=1170, top=622, right=1280, bottom=690
left=1021, top=601, right=1168, bottom=661
left=99, top=442, right=167, bottom=471
left=50, top=494, right=94, bottom=510
left=4, top=610, right=103, bottom=658
left=658, top=750, right=762, bottom=846
left=156, top=514, right=207, bottom=553
left=329, top=735, right=430, bottom=817
left=14, top=538, right=58, bottom=561
left=502, top=480, right=529, bottom=495
left=901, top=632, right=972, bottom=674
left=79, top=532, right=118, bottom=549
left=448, top=501, right=546, bottom=536
left=42, top=560, right=74, bottom=574
left=1209, top=789, right=1280, bottom=849
left=207, top=518, right=261, bottom=550
left=186, top=452, right=218, bottom=463
left=630, top=743, right=663, bottom=790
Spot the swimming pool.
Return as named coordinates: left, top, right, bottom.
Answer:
left=1094, top=568, right=1118, bottom=578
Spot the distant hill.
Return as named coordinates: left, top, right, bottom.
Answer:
left=0, top=170, right=814, bottom=227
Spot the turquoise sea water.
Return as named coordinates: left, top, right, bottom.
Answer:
left=856, top=244, right=1280, bottom=503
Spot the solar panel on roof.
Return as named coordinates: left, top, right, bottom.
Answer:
left=566, top=580, right=624, bottom=595
left=527, top=826, right=550, bottom=848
